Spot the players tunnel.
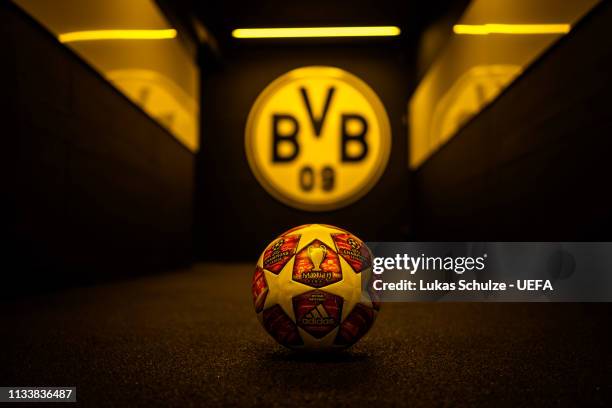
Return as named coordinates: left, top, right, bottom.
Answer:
left=3, top=0, right=612, bottom=289
left=3, top=1, right=612, bottom=406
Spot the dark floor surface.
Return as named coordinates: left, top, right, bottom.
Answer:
left=1, top=264, right=611, bottom=407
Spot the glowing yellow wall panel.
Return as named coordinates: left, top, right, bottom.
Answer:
left=409, top=0, right=599, bottom=169
left=13, top=0, right=199, bottom=152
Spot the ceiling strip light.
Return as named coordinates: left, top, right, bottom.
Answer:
left=453, top=24, right=570, bottom=35
left=59, top=29, right=177, bottom=43
left=232, top=26, right=401, bottom=39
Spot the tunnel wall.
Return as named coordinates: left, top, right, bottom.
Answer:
left=414, top=2, right=612, bottom=241
left=2, top=3, right=194, bottom=290
left=196, top=43, right=412, bottom=260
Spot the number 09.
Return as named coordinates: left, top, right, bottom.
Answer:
left=299, top=166, right=335, bottom=192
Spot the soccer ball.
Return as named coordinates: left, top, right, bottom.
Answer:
left=251, top=224, right=379, bottom=350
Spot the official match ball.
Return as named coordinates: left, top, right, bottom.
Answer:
left=251, top=224, right=379, bottom=350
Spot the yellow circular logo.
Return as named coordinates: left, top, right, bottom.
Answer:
left=245, top=66, right=391, bottom=211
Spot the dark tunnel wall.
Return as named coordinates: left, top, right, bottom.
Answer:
left=2, top=3, right=194, bottom=291
left=414, top=2, right=612, bottom=241
left=196, top=43, right=412, bottom=261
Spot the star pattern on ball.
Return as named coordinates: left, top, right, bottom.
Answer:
left=293, top=224, right=345, bottom=254
left=297, top=325, right=340, bottom=349
left=262, top=256, right=312, bottom=321
left=254, top=224, right=378, bottom=350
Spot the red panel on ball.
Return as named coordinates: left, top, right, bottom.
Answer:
left=262, top=305, right=303, bottom=347
left=364, top=270, right=381, bottom=311
left=293, top=240, right=342, bottom=288
left=293, top=290, right=342, bottom=339
left=331, top=233, right=372, bottom=272
left=334, top=303, right=375, bottom=346
left=369, top=287, right=381, bottom=311
left=252, top=266, right=268, bottom=313
left=262, top=234, right=300, bottom=274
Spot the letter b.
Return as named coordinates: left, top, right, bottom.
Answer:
left=341, top=114, right=368, bottom=162
left=272, top=114, right=299, bottom=162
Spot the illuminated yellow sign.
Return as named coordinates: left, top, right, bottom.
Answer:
left=245, top=66, right=391, bottom=211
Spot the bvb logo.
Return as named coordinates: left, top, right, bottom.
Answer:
left=245, top=66, right=391, bottom=211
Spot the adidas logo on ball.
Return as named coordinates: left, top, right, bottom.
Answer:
left=301, top=304, right=335, bottom=325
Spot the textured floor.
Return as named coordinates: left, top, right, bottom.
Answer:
left=1, top=263, right=611, bottom=407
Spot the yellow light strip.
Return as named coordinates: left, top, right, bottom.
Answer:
left=232, top=26, right=401, bottom=39
left=58, top=29, right=177, bottom=43
left=453, top=23, right=571, bottom=35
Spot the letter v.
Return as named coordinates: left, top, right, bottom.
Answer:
left=299, top=86, right=335, bottom=138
